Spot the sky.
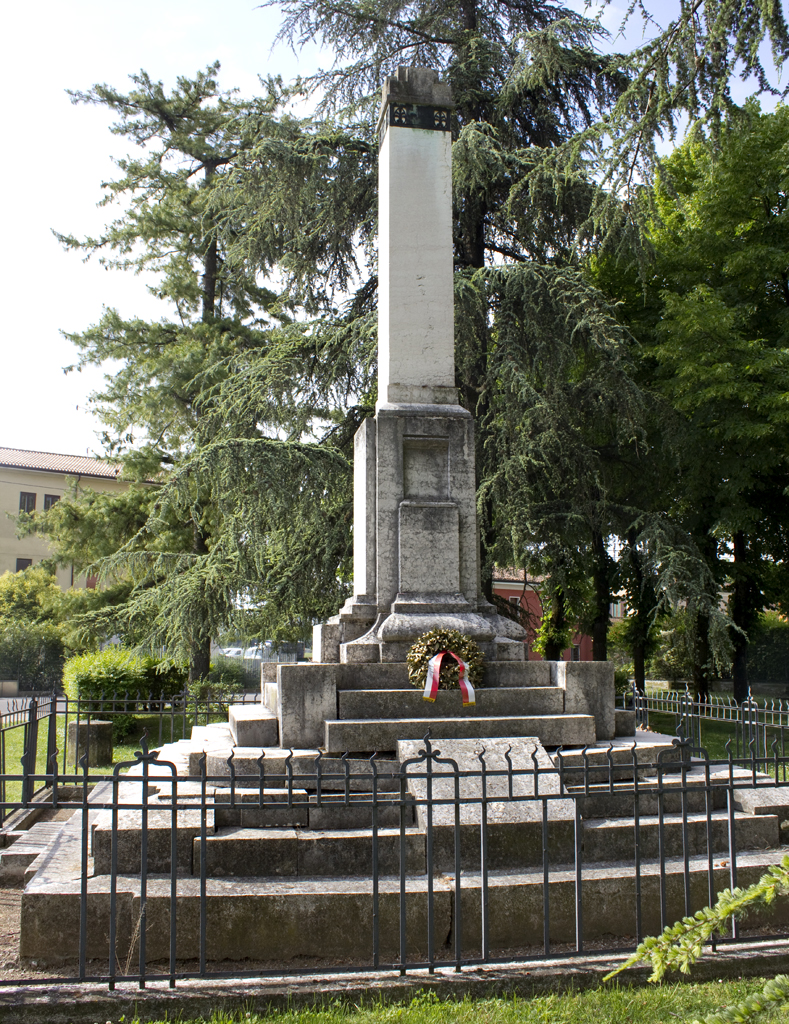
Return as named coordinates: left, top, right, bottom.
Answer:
left=2, top=1, right=327, bottom=457
left=1, top=2, right=783, bottom=459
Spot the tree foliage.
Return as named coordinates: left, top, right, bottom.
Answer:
left=606, top=854, right=789, bottom=1024
left=596, top=101, right=789, bottom=695
left=45, top=1, right=789, bottom=674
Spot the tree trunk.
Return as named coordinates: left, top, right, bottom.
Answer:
left=730, top=531, right=752, bottom=704
left=543, top=591, right=566, bottom=661
left=633, top=641, right=646, bottom=694
left=591, top=531, right=610, bottom=661
left=189, top=636, right=211, bottom=686
left=692, top=609, right=711, bottom=703
left=188, top=523, right=211, bottom=684
left=201, top=161, right=218, bottom=323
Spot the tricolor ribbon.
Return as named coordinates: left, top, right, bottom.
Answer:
left=422, top=650, right=475, bottom=707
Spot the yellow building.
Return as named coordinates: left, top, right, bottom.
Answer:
left=0, top=447, right=127, bottom=589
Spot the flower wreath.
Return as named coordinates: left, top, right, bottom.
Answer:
left=406, top=628, right=485, bottom=693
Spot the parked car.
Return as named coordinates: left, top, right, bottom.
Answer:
left=217, top=646, right=243, bottom=659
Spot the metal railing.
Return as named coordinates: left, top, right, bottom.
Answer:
left=2, top=727, right=789, bottom=989
left=0, top=690, right=261, bottom=824
left=627, top=688, right=789, bottom=762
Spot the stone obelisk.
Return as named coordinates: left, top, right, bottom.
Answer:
left=314, top=67, right=524, bottom=665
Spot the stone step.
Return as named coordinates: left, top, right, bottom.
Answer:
left=21, top=851, right=788, bottom=963
left=337, top=687, right=564, bottom=720
left=228, top=704, right=278, bottom=747
left=92, top=807, right=212, bottom=875
left=196, top=826, right=426, bottom=878
left=201, top=749, right=402, bottom=791
left=0, top=822, right=66, bottom=879
left=583, top=811, right=779, bottom=861
left=568, top=764, right=761, bottom=817
left=324, top=715, right=596, bottom=754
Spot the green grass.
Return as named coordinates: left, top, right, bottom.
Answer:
left=644, top=710, right=788, bottom=766
left=0, top=710, right=212, bottom=808
left=92, top=980, right=789, bottom=1024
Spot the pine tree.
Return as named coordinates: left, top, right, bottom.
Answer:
left=42, top=66, right=320, bottom=678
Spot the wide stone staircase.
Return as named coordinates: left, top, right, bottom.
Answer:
left=17, top=724, right=789, bottom=965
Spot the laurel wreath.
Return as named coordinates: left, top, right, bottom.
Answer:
left=406, top=629, right=485, bottom=691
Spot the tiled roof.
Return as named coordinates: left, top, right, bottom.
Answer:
left=493, top=566, right=526, bottom=582
left=0, top=447, right=122, bottom=479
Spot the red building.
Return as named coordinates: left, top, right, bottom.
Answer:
left=491, top=567, right=600, bottom=662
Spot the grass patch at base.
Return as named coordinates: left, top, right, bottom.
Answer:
left=107, top=979, right=789, bottom=1024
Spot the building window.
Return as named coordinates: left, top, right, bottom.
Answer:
left=571, top=644, right=581, bottom=662
left=15, top=558, right=33, bottom=572
left=43, top=494, right=60, bottom=511
left=509, top=596, right=520, bottom=606
left=18, top=492, right=36, bottom=514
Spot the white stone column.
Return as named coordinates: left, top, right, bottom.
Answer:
left=377, top=68, right=457, bottom=407
left=332, top=67, right=525, bottom=665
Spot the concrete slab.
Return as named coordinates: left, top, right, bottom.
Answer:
left=337, top=688, right=563, bottom=720
left=229, top=704, right=278, bottom=747
left=326, top=715, right=595, bottom=753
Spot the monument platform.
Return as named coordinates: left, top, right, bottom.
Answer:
left=16, top=732, right=788, bottom=965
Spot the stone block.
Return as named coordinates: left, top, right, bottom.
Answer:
left=484, top=662, right=551, bottom=688
left=340, top=639, right=381, bottom=664
left=278, top=663, right=338, bottom=748
left=213, top=787, right=310, bottom=828
left=20, top=888, right=135, bottom=962
left=337, top=687, right=564, bottom=720
left=338, top=663, right=410, bottom=689
left=198, top=828, right=300, bottom=877
left=307, top=798, right=407, bottom=830
left=66, top=720, right=113, bottom=767
left=583, top=812, right=779, bottom=862
left=228, top=704, right=279, bottom=747
left=552, top=661, right=616, bottom=741
left=261, top=681, right=278, bottom=713
left=312, top=621, right=341, bottom=664
left=139, top=879, right=452, bottom=962
left=195, top=827, right=425, bottom=878
left=296, top=828, right=424, bottom=876
left=493, top=638, right=526, bottom=662
left=92, top=807, right=208, bottom=875
left=615, top=709, right=636, bottom=736
left=326, top=715, right=595, bottom=753
left=353, top=417, right=377, bottom=596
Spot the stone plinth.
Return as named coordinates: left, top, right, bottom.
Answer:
left=552, top=661, right=616, bottom=741
left=66, top=720, right=113, bottom=767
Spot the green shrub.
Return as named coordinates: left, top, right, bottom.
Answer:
left=614, top=664, right=634, bottom=695
left=0, top=619, right=65, bottom=691
left=63, top=648, right=188, bottom=741
left=747, top=610, right=789, bottom=684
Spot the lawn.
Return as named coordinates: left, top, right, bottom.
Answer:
left=644, top=709, right=788, bottom=768
left=90, top=980, right=789, bottom=1024
left=0, top=707, right=216, bottom=809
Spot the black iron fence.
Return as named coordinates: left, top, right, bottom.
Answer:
left=2, top=723, right=789, bottom=990
left=0, top=690, right=261, bottom=825
left=628, top=688, right=789, bottom=762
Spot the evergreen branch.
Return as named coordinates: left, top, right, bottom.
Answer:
left=605, top=854, right=789, bottom=984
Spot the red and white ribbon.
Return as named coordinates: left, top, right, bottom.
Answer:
left=422, top=650, right=475, bottom=707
